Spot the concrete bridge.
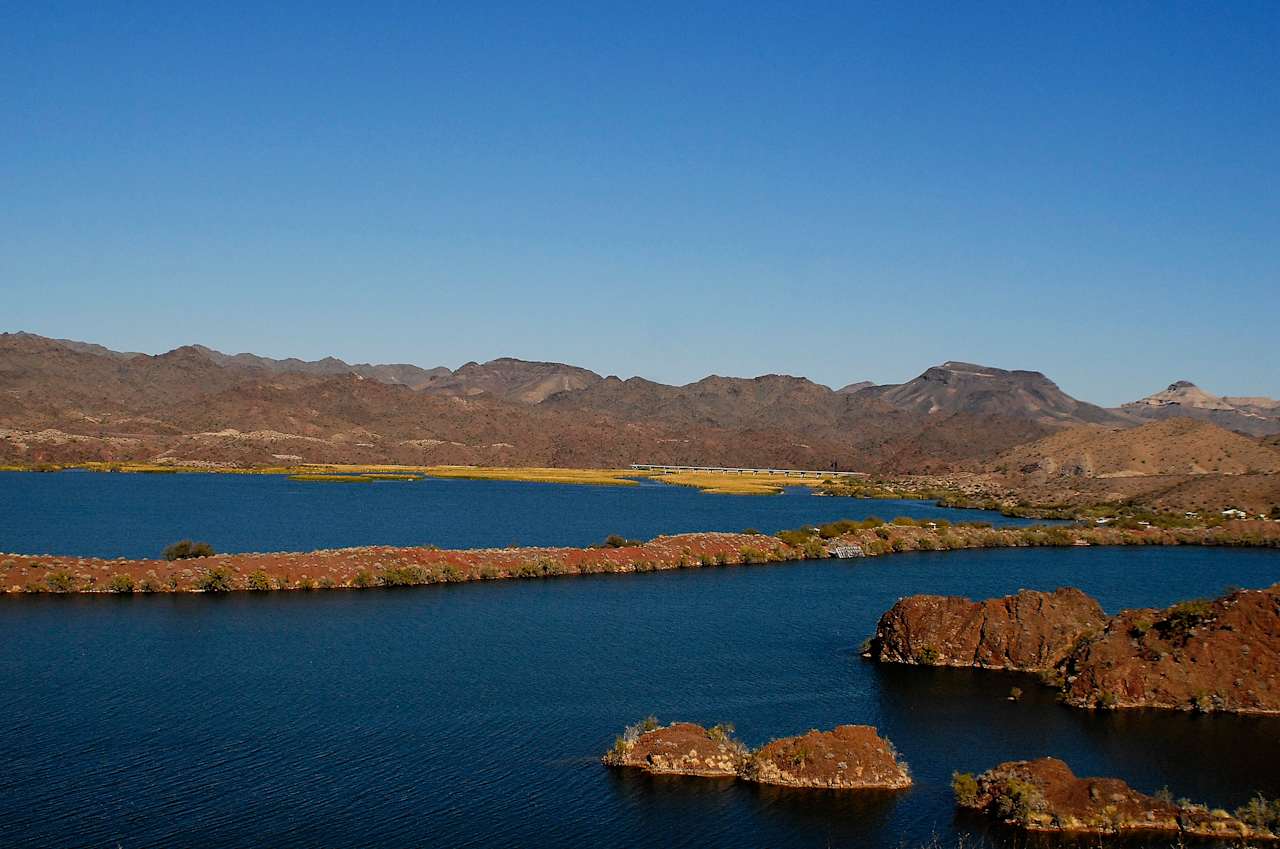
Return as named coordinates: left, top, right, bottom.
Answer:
left=629, top=464, right=868, bottom=478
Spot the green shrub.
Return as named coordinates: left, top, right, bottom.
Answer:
left=776, top=528, right=816, bottom=546
left=140, top=576, right=161, bottom=593
left=195, top=566, right=235, bottom=592
left=318, top=576, right=335, bottom=589
left=601, top=534, right=642, bottom=548
left=163, top=540, right=216, bottom=561
left=992, top=777, right=1044, bottom=821
left=352, top=569, right=374, bottom=588
left=378, top=564, right=428, bottom=587
left=952, top=772, right=980, bottom=806
left=915, top=647, right=941, bottom=665
left=1235, top=794, right=1280, bottom=832
left=107, top=574, right=136, bottom=593
left=246, top=570, right=272, bottom=591
left=45, top=570, right=77, bottom=593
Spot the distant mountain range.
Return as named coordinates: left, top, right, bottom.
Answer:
left=1118, top=380, right=1280, bottom=436
left=1, top=332, right=1277, bottom=475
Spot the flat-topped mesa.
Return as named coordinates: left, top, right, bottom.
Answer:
left=870, top=588, right=1106, bottom=671
left=1060, top=583, right=1280, bottom=713
left=955, top=757, right=1276, bottom=840
left=743, top=725, right=912, bottom=790
left=602, top=721, right=746, bottom=777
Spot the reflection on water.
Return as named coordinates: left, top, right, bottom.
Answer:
left=1, top=546, right=1276, bottom=848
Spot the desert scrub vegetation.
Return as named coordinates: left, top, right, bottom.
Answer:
left=163, top=540, right=216, bottom=561
left=195, top=565, right=235, bottom=592
left=245, top=570, right=273, bottom=591
left=44, top=570, right=78, bottom=593
left=595, top=534, right=643, bottom=548
left=107, top=573, right=136, bottom=593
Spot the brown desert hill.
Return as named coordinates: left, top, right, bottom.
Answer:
left=868, top=361, right=1125, bottom=426
left=990, top=418, right=1280, bottom=478
left=419, top=357, right=603, bottom=403
left=4, top=331, right=1277, bottom=488
left=1118, top=380, right=1280, bottom=437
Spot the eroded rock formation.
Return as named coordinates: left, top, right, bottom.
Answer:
left=870, top=588, right=1106, bottom=670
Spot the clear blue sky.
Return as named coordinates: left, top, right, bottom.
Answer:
left=4, top=2, right=1277, bottom=405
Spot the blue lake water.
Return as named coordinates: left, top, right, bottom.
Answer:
left=0, top=470, right=1046, bottom=559
left=2, top=543, right=1279, bottom=848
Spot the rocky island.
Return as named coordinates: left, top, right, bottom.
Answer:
left=602, top=720, right=746, bottom=777
left=603, top=720, right=911, bottom=790
left=741, top=725, right=912, bottom=790
left=871, top=584, right=1280, bottom=714
left=869, top=587, right=1106, bottom=670
left=954, top=757, right=1278, bottom=840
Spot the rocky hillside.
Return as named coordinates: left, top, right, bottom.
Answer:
left=1060, top=584, right=1280, bottom=713
left=873, top=583, right=1280, bottom=714
left=991, top=418, right=1280, bottom=478
left=1120, top=380, right=1280, bottom=436
left=866, top=362, right=1124, bottom=425
left=870, top=588, right=1106, bottom=670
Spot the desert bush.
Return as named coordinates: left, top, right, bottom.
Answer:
left=378, top=564, right=427, bottom=587
left=140, top=575, right=161, bottom=593
left=352, top=569, right=374, bottom=588
left=163, top=540, right=216, bottom=561
left=992, top=777, right=1045, bottom=821
left=914, top=647, right=941, bottom=664
left=45, top=570, right=77, bottom=593
left=776, top=528, right=816, bottom=546
left=601, top=534, right=642, bottom=548
left=195, top=565, right=235, bottom=592
left=952, top=772, right=980, bottom=806
left=318, top=576, right=335, bottom=589
left=107, top=573, right=136, bottom=593
left=1235, top=794, right=1280, bottom=832
left=246, top=570, right=272, bottom=591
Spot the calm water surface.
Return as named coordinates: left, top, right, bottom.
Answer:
left=3, top=546, right=1278, bottom=849
left=0, top=470, right=1046, bottom=559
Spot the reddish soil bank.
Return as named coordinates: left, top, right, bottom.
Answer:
left=3, top=521, right=1277, bottom=595
left=957, top=757, right=1276, bottom=840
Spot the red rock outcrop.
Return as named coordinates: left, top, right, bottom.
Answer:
left=957, top=757, right=1275, bottom=840
left=742, top=725, right=912, bottom=789
left=602, top=722, right=746, bottom=777
left=871, top=588, right=1106, bottom=670
left=1059, top=584, right=1280, bottom=713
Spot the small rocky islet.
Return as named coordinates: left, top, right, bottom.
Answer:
left=602, top=720, right=912, bottom=790
left=869, top=582, right=1280, bottom=714
left=955, top=757, right=1279, bottom=841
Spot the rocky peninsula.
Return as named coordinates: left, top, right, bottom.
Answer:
left=3, top=519, right=1276, bottom=595
left=871, top=583, right=1280, bottom=714
left=954, top=757, right=1278, bottom=840
left=603, top=721, right=911, bottom=790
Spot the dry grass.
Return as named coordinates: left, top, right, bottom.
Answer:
left=650, top=470, right=834, bottom=495
left=419, top=466, right=642, bottom=486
